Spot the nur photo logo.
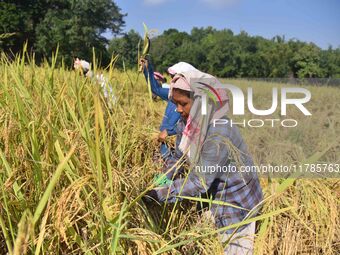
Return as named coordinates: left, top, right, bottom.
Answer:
left=197, top=80, right=312, bottom=128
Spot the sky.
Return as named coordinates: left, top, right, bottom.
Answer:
left=113, top=0, right=340, bottom=49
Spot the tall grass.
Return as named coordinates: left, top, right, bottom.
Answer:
left=0, top=51, right=339, bottom=254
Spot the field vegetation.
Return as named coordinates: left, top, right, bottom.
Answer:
left=0, top=51, right=339, bottom=254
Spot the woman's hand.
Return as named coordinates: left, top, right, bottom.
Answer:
left=158, top=129, right=168, bottom=142
left=142, top=189, right=159, bottom=203
left=139, top=57, right=148, bottom=72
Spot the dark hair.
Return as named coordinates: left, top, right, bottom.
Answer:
left=82, top=68, right=89, bottom=77
left=173, top=88, right=193, bottom=99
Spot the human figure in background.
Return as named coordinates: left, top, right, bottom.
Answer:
left=74, top=58, right=116, bottom=108
left=153, top=71, right=169, bottom=89
left=140, top=58, right=197, bottom=163
left=151, top=71, right=168, bottom=100
left=140, top=58, right=178, bottom=161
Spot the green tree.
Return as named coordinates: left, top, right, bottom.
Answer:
left=108, top=26, right=339, bottom=79
left=264, top=38, right=293, bottom=77
left=150, top=29, right=191, bottom=71
left=0, top=1, right=42, bottom=53
left=319, top=47, right=340, bottom=78
left=108, top=29, right=142, bottom=69
left=191, top=26, right=217, bottom=43
left=0, top=0, right=125, bottom=65
left=204, top=30, right=239, bottom=77
left=292, top=44, right=323, bottom=78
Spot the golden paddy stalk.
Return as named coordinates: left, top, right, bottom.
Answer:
left=0, top=51, right=339, bottom=254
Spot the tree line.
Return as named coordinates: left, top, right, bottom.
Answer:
left=110, top=28, right=340, bottom=78
left=0, top=0, right=125, bottom=65
left=1, top=1, right=339, bottom=78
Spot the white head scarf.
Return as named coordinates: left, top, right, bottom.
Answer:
left=167, top=62, right=197, bottom=76
left=74, top=58, right=91, bottom=74
left=169, top=69, right=229, bottom=165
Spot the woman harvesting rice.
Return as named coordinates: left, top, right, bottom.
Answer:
left=140, top=58, right=180, bottom=160
left=140, top=58, right=197, bottom=161
left=143, top=69, right=263, bottom=254
left=74, top=58, right=116, bottom=108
